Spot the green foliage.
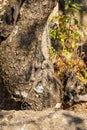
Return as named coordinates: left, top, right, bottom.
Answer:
left=65, top=0, right=83, bottom=11
left=49, top=0, right=87, bottom=85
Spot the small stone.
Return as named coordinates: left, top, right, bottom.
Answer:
left=34, top=84, right=44, bottom=94
left=55, top=103, right=62, bottom=109
left=21, top=91, right=28, bottom=98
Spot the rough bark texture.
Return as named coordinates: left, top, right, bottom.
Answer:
left=0, top=0, right=63, bottom=110
left=0, top=109, right=87, bottom=130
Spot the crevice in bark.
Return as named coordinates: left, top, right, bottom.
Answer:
left=19, top=23, right=37, bottom=50
left=0, top=82, right=22, bottom=110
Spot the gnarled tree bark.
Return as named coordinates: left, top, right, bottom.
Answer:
left=0, top=0, right=63, bottom=110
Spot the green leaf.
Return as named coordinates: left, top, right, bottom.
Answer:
left=72, top=32, right=81, bottom=40
left=74, top=18, right=78, bottom=25
left=71, top=3, right=83, bottom=11
left=71, top=41, right=75, bottom=49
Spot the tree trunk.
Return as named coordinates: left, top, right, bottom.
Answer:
left=0, top=0, right=63, bottom=110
